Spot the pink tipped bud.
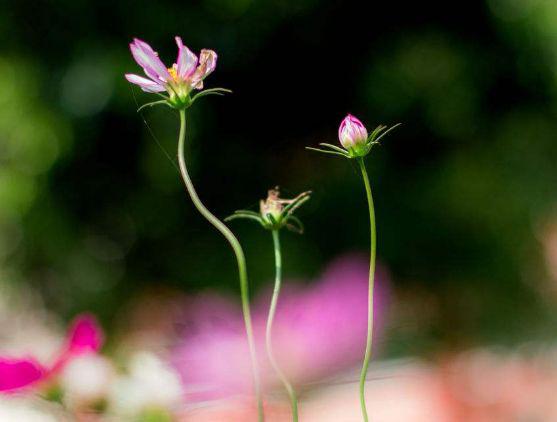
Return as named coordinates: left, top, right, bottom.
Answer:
left=338, top=114, right=368, bottom=150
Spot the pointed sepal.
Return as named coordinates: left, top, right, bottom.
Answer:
left=225, top=210, right=265, bottom=227
left=137, top=99, right=172, bottom=112
left=191, top=88, right=233, bottom=105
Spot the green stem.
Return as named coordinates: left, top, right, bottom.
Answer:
left=177, top=109, right=264, bottom=421
left=357, top=157, right=376, bottom=422
left=267, top=230, right=298, bottom=422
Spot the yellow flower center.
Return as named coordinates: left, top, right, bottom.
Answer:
left=168, top=66, right=179, bottom=82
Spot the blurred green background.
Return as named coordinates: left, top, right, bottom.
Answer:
left=1, top=0, right=557, bottom=356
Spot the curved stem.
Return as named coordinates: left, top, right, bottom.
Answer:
left=177, top=109, right=264, bottom=421
left=267, top=230, right=298, bottom=421
left=357, top=157, right=376, bottom=422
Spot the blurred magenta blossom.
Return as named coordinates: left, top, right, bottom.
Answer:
left=0, top=314, right=102, bottom=393
left=125, top=37, right=217, bottom=103
left=171, top=254, right=391, bottom=401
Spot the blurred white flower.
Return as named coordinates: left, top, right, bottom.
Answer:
left=108, top=352, right=184, bottom=417
left=0, top=283, right=60, bottom=362
left=60, top=354, right=114, bottom=408
left=0, top=397, right=62, bottom=422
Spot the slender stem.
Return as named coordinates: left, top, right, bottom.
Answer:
left=177, top=109, right=264, bottom=421
left=357, top=157, right=376, bottom=422
left=266, top=230, right=298, bottom=421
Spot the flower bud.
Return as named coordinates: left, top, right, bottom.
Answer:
left=338, top=114, right=368, bottom=153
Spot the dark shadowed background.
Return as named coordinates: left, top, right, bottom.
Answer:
left=1, top=0, right=557, bottom=357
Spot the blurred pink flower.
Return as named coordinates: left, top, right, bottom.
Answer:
left=261, top=254, right=389, bottom=382
left=0, top=314, right=103, bottom=393
left=125, top=37, right=217, bottom=101
left=172, top=296, right=253, bottom=401
left=171, top=254, right=390, bottom=401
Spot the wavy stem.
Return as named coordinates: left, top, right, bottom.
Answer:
left=267, top=230, right=298, bottom=421
left=357, top=157, right=376, bottom=422
left=177, top=109, right=264, bottom=421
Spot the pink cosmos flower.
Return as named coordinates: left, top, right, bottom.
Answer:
left=0, top=314, right=103, bottom=393
left=338, top=114, right=368, bottom=150
left=125, top=37, right=217, bottom=106
left=171, top=254, right=390, bottom=401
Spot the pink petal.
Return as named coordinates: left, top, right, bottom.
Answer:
left=0, top=358, right=46, bottom=392
left=175, top=36, right=198, bottom=79
left=50, top=314, right=104, bottom=374
left=338, top=114, right=368, bottom=148
left=66, top=314, right=103, bottom=354
left=191, top=49, right=218, bottom=89
left=129, top=38, right=170, bottom=82
left=125, top=73, right=166, bottom=93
